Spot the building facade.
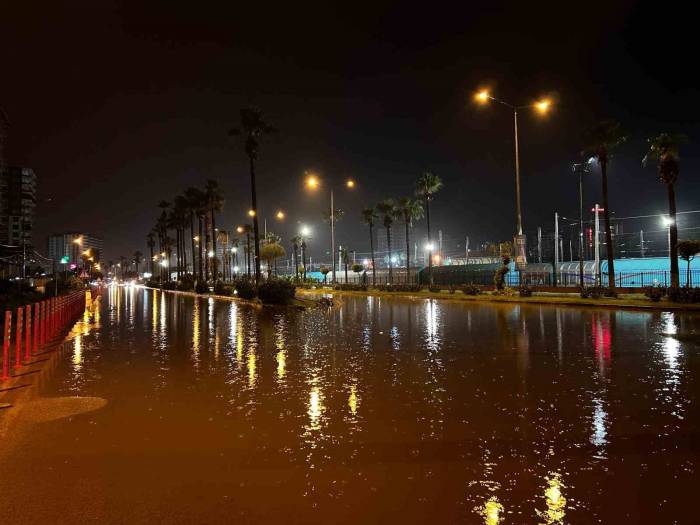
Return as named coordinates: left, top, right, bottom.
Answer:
left=0, top=166, right=36, bottom=249
left=48, top=233, right=103, bottom=265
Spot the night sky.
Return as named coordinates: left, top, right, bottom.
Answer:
left=2, top=1, right=698, bottom=261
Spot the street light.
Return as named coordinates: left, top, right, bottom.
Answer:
left=304, top=171, right=356, bottom=284
left=662, top=216, right=674, bottom=255
left=474, top=88, right=554, bottom=270
left=248, top=209, right=256, bottom=217
left=276, top=210, right=285, bottom=220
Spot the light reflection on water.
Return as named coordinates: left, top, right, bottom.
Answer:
left=40, top=287, right=700, bottom=524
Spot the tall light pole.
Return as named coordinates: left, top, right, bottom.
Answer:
left=573, top=161, right=591, bottom=288
left=305, top=172, right=355, bottom=284
left=474, top=90, right=552, bottom=271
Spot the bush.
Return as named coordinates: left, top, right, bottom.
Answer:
left=643, top=286, right=665, bottom=302
left=177, top=274, right=195, bottom=291
left=667, top=286, right=700, bottom=303
left=374, top=283, right=422, bottom=293
left=429, top=285, right=442, bottom=293
left=195, top=282, right=210, bottom=294
left=493, top=287, right=517, bottom=296
left=448, top=285, right=457, bottom=294
left=214, top=281, right=233, bottom=296
left=351, top=263, right=364, bottom=274
left=334, top=283, right=367, bottom=291
left=580, top=286, right=604, bottom=299
left=257, top=279, right=296, bottom=304
left=234, top=279, right=257, bottom=300
left=519, top=286, right=533, bottom=297
left=460, top=284, right=481, bottom=295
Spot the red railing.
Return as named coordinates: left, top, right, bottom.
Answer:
left=1, top=291, right=87, bottom=381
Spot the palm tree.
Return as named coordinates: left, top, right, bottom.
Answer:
left=184, top=187, right=205, bottom=280
left=341, top=247, right=349, bottom=283
left=677, top=240, right=700, bottom=287
left=205, top=179, right=224, bottom=279
left=241, top=224, right=253, bottom=277
left=229, top=107, right=277, bottom=284
left=376, top=199, right=399, bottom=284
left=584, top=120, right=626, bottom=292
left=146, top=231, right=156, bottom=275
left=260, top=242, right=286, bottom=279
left=133, top=251, right=143, bottom=276
left=361, top=207, right=378, bottom=286
left=290, top=235, right=302, bottom=281
left=415, top=172, right=443, bottom=285
left=643, top=133, right=687, bottom=288
left=398, top=197, right=424, bottom=283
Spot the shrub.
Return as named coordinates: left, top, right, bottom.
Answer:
left=429, top=285, right=442, bottom=293
left=460, top=284, right=481, bottom=295
left=580, top=286, right=604, bottom=299
left=214, top=281, right=233, bottom=296
left=234, top=279, right=257, bottom=300
left=643, top=286, right=665, bottom=302
left=448, top=285, right=457, bottom=294
left=667, top=286, right=700, bottom=303
left=258, top=279, right=296, bottom=304
left=374, top=283, right=422, bottom=293
left=195, top=282, right=210, bottom=294
left=493, top=287, right=517, bottom=296
left=519, top=286, right=533, bottom=297
left=351, top=263, right=364, bottom=274
left=334, top=283, right=367, bottom=291
left=177, top=274, right=195, bottom=291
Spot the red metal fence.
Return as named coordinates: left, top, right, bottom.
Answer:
left=1, top=291, right=87, bottom=381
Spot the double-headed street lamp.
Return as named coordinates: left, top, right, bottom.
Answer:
left=475, top=89, right=552, bottom=270
left=304, top=171, right=356, bottom=284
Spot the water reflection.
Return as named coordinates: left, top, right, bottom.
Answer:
left=34, top=288, right=700, bottom=524
left=537, top=473, right=566, bottom=524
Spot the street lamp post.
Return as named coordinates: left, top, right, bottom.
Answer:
left=573, top=161, right=591, bottom=288
left=305, top=172, right=355, bottom=285
left=475, top=90, right=552, bottom=273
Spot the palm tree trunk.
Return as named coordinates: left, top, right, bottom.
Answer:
left=294, top=245, right=299, bottom=281
left=601, top=159, right=616, bottom=292
left=668, top=183, right=680, bottom=288
left=426, top=199, right=433, bottom=285
left=405, top=220, right=411, bottom=284
left=190, top=216, right=196, bottom=277
left=387, top=227, right=393, bottom=284
left=210, top=207, right=217, bottom=281
left=247, top=234, right=252, bottom=278
left=369, top=224, right=376, bottom=286
left=198, top=217, right=204, bottom=282
left=249, top=156, right=261, bottom=284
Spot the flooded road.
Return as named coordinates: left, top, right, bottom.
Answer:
left=1, top=286, right=699, bottom=524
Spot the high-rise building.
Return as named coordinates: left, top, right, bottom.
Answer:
left=48, top=233, right=103, bottom=265
left=0, top=166, right=36, bottom=249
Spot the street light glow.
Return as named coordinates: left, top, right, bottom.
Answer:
left=207, top=250, right=215, bottom=258
left=662, top=216, right=674, bottom=227
left=300, top=225, right=310, bottom=236
left=276, top=210, right=285, bottom=220
left=475, top=90, right=490, bottom=103
left=248, top=209, right=256, bottom=217
left=305, top=172, right=320, bottom=190
left=231, top=247, right=237, bottom=253
left=346, top=179, right=355, bottom=189
left=236, top=226, right=244, bottom=233
left=535, top=98, right=552, bottom=113
left=233, top=266, right=239, bottom=273
left=425, top=243, right=435, bottom=251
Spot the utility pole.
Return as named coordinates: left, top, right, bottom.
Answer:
left=465, top=236, right=470, bottom=265
left=594, top=204, right=601, bottom=286
left=554, top=212, right=559, bottom=285
left=640, top=230, right=645, bottom=258
left=537, top=227, right=542, bottom=263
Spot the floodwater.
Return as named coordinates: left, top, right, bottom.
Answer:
left=1, top=286, right=699, bottom=524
